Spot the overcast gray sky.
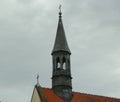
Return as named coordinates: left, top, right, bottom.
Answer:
left=0, top=0, right=120, bottom=102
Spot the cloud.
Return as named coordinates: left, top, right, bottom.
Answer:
left=0, top=0, right=120, bottom=102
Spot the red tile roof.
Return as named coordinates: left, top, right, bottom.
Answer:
left=42, top=88, right=120, bottom=102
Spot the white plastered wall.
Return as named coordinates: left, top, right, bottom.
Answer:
left=31, top=87, right=41, bottom=102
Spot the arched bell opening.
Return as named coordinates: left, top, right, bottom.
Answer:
left=56, top=57, right=61, bottom=69
left=62, top=57, right=66, bottom=70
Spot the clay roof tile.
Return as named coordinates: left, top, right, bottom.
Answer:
left=41, top=88, right=120, bottom=102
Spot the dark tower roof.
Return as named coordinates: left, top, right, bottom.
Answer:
left=52, top=9, right=71, bottom=55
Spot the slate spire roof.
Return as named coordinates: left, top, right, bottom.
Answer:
left=52, top=8, right=71, bottom=54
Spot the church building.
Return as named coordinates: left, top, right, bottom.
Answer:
left=31, top=8, right=120, bottom=102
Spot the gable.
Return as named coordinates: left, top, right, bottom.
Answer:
left=31, top=87, right=41, bottom=102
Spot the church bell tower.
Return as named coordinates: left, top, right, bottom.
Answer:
left=51, top=6, right=72, bottom=101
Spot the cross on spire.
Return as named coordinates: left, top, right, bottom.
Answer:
left=59, top=4, right=62, bottom=13
left=37, top=74, right=40, bottom=86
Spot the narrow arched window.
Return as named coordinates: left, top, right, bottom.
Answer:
left=56, top=57, right=60, bottom=69
left=63, top=62, right=66, bottom=70
left=62, top=57, right=66, bottom=70
left=57, top=62, right=60, bottom=68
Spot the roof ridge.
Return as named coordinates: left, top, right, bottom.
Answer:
left=73, top=91, right=120, bottom=100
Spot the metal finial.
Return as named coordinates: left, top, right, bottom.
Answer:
left=59, top=4, right=62, bottom=17
left=37, top=74, right=40, bottom=86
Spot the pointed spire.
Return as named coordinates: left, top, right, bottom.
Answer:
left=52, top=5, right=71, bottom=54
